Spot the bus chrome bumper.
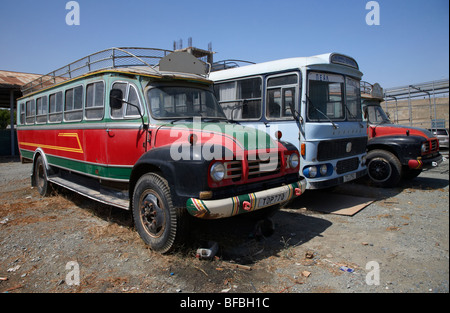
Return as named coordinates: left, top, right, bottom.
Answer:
left=186, top=180, right=306, bottom=219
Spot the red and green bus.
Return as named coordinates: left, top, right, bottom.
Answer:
left=16, top=48, right=306, bottom=253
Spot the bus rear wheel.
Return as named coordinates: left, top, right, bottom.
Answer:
left=34, top=155, right=51, bottom=196
left=132, top=173, right=186, bottom=253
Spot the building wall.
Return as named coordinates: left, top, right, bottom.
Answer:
left=382, top=97, right=449, bottom=129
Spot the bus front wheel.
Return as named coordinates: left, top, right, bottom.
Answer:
left=132, top=173, right=186, bottom=253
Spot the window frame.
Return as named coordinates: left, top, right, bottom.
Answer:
left=214, top=76, right=263, bottom=121
left=48, top=91, right=63, bottom=124
left=265, top=72, right=300, bottom=121
left=25, top=99, right=35, bottom=125
left=84, top=80, right=105, bottom=121
left=306, top=71, right=346, bottom=122
left=64, top=84, right=84, bottom=122
left=19, top=102, right=26, bottom=125
left=109, top=81, right=144, bottom=120
left=35, top=95, right=48, bottom=124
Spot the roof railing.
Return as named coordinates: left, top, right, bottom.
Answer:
left=211, top=59, right=255, bottom=72
left=21, top=47, right=173, bottom=95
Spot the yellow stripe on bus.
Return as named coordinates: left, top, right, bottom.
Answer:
left=19, top=133, right=84, bottom=154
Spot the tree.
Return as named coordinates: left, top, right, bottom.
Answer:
left=0, top=109, right=15, bottom=130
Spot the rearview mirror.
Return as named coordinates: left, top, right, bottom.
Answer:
left=110, top=89, right=124, bottom=110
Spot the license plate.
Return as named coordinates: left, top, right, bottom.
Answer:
left=258, top=193, right=286, bottom=207
left=343, top=172, right=357, bottom=182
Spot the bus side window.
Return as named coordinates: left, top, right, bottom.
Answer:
left=267, top=90, right=281, bottom=117
left=49, top=92, right=63, bottom=123
left=215, top=77, right=262, bottom=120
left=19, top=102, right=25, bottom=125
left=85, top=81, right=104, bottom=120
left=36, top=96, right=48, bottom=124
left=111, top=82, right=127, bottom=118
left=266, top=74, right=298, bottom=120
left=26, top=99, right=35, bottom=124
left=65, top=86, right=83, bottom=121
left=111, top=82, right=143, bottom=119
left=125, top=85, right=141, bottom=117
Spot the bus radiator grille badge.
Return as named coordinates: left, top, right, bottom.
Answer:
left=346, top=142, right=352, bottom=153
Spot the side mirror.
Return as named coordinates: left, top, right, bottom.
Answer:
left=110, top=89, right=124, bottom=110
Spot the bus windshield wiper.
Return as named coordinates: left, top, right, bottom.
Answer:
left=306, top=95, right=338, bottom=129
left=343, top=103, right=364, bottom=128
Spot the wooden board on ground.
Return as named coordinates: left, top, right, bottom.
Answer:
left=296, top=191, right=375, bottom=216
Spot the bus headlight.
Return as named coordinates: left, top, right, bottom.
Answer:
left=320, top=164, right=328, bottom=176
left=421, top=143, right=428, bottom=154
left=303, top=166, right=318, bottom=178
left=210, top=162, right=225, bottom=182
left=289, top=153, right=299, bottom=169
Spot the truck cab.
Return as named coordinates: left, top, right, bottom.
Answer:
left=361, top=82, right=442, bottom=187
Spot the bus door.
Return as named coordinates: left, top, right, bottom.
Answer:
left=264, top=73, right=301, bottom=153
left=106, top=81, right=147, bottom=179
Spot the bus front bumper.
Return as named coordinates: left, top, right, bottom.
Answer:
left=186, top=180, right=306, bottom=219
left=307, top=168, right=368, bottom=190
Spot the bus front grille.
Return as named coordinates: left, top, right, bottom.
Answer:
left=317, top=137, right=367, bottom=162
left=336, top=157, right=360, bottom=174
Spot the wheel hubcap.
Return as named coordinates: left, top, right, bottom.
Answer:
left=140, top=193, right=165, bottom=237
left=368, top=158, right=392, bottom=183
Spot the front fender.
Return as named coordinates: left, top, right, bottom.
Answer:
left=130, top=145, right=211, bottom=207
left=368, top=135, right=424, bottom=165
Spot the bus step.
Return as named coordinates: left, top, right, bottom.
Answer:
left=48, top=176, right=130, bottom=210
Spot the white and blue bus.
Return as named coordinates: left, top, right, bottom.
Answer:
left=210, top=53, right=367, bottom=189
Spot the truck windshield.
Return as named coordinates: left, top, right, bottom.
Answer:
left=148, top=86, right=227, bottom=120
left=363, top=101, right=391, bottom=125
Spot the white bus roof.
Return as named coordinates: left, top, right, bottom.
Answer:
left=209, top=53, right=362, bottom=81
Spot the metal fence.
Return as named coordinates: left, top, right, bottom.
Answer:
left=383, top=79, right=449, bottom=129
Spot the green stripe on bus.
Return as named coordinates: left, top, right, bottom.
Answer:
left=45, top=155, right=132, bottom=181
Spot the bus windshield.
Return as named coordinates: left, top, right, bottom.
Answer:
left=307, top=72, right=362, bottom=122
left=148, top=86, right=227, bottom=120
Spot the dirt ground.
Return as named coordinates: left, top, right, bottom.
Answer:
left=0, top=153, right=448, bottom=295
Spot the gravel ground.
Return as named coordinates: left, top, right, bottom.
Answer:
left=0, top=152, right=448, bottom=296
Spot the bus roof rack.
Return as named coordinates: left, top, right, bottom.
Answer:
left=211, top=59, right=255, bottom=72
left=21, top=47, right=174, bottom=95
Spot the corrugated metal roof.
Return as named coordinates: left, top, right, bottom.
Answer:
left=0, top=70, right=43, bottom=108
left=0, top=70, right=42, bottom=88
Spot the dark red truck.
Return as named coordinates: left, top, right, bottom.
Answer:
left=361, top=82, right=443, bottom=187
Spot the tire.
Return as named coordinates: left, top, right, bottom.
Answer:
left=132, top=173, right=187, bottom=253
left=367, top=149, right=402, bottom=188
left=34, top=155, right=51, bottom=196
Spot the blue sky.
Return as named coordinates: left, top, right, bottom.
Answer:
left=0, top=0, right=448, bottom=88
